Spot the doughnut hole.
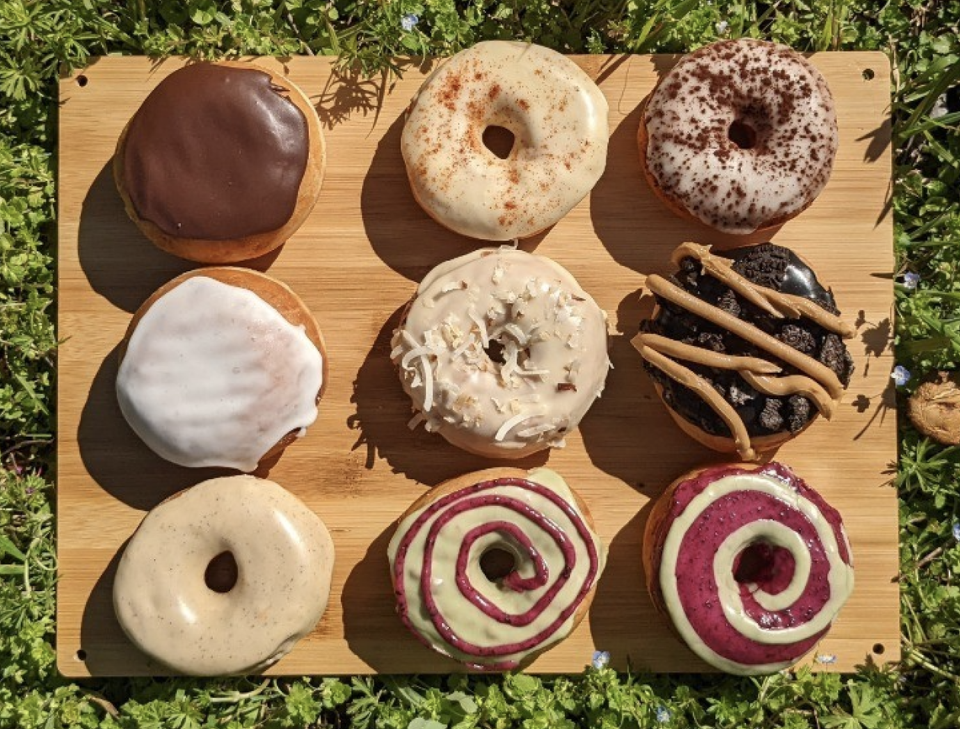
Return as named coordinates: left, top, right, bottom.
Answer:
left=482, top=125, right=516, bottom=159
left=484, top=335, right=531, bottom=369
left=480, top=547, right=517, bottom=582
left=204, top=551, right=239, bottom=593
left=728, top=119, right=758, bottom=150
left=733, top=541, right=796, bottom=594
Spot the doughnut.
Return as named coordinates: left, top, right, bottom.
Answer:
left=639, top=39, right=838, bottom=234
left=388, top=467, right=605, bottom=670
left=113, top=475, right=335, bottom=675
left=401, top=41, right=609, bottom=241
left=116, top=268, right=327, bottom=471
left=391, top=247, right=610, bottom=458
left=115, top=62, right=325, bottom=263
left=633, top=242, right=854, bottom=460
left=643, top=461, right=854, bottom=674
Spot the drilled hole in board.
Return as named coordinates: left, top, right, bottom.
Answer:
left=76, top=649, right=87, bottom=661
left=872, top=643, right=885, bottom=655
left=76, top=75, right=89, bottom=88
left=862, top=68, right=875, bottom=81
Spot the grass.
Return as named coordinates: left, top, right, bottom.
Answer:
left=1, top=0, right=959, bottom=726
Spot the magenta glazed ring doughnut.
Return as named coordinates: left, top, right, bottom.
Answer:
left=644, top=461, right=854, bottom=674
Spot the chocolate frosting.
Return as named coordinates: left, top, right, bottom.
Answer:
left=122, top=63, right=308, bottom=241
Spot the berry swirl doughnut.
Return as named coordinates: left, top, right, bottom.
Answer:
left=401, top=41, right=609, bottom=241
left=639, top=39, right=838, bottom=234
left=388, top=468, right=605, bottom=670
left=391, top=247, right=610, bottom=458
left=643, top=462, right=854, bottom=674
left=113, top=476, right=335, bottom=675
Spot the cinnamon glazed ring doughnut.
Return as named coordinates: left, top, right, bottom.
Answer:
left=639, top=39, right=838, bottom=234
left=643, top=462, right=854, bottom=675
left=633, top=243, right=854, bottom=460
left=388, top=467, right=605, bottom=670
left=401, top=41, right=609, bottom=241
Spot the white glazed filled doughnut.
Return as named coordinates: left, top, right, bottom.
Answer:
left=388, top=467, right=605, bottom=670
left=639, top=39, right=838, bottom=234
left=116, top=268, right=326, bottom=472
left=113, top=475, right=335, bottom=675
left=401, top=41, right=609, bottom=241
left=643, top=462, right=854, bottom=675
left=390, top=248, right=610, bottom=458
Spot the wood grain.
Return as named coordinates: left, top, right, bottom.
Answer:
left=57, top=53, right=898, bottom=677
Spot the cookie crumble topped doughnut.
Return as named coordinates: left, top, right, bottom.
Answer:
left=639, top=39, right=838, bottom=234
left=401, top=41, right=609, bottom=241
left=634, top=242, right=854, bottom=459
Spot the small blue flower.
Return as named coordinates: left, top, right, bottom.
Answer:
left=591, top=650, right=610, bottom=669
left=891, top=365, right=911, bottom=387
left=816, top=653, right=837, bottom=664
left=656, top=705, right=672, bottom=723
left=401, top=13, right=419, bottom=31
left=902, top=272, right=920, bottom=290
left=952, top=522, right=960, bottom=542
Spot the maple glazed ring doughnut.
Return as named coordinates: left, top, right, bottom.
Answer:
left=639, top=39, right=838, bottom=234
left=391, top=248, right=610, bottom=459
left=115, top=61, right=325, bottom=263
left=401, top=41, right=609, bottom=241
left=116, top=268, right=327, bottom=472
left=643, top=462, right=854, bottom=674
left=388, top=467, right=605, bottom=670
left=114, top=475, right=335, bottom=675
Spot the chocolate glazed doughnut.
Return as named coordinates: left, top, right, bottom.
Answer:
left=114, top=62, right=325, bottom=263
left=643, top=462, right=854, bottom=675
left=633, top=242, right=855, bottom=460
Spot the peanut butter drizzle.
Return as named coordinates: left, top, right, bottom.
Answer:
left=671, top=243, right=855, bottom=338
left=645, top=275, right=846, bottom=399
left=636, top=244, right=853, bottom=459
left=633, top=333, right=782, bottom=374
left=640, top=346, right=757, bottom=460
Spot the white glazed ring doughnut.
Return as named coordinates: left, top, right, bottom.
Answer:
left=388, top=467, right=605, bottom=670
left=644, top=462, right=854, bottom=674
left=113, top=475, right=335, bottom=675
left=391, top=248, right=610, bottom=458
left=401, top=41, right=609, bottom=241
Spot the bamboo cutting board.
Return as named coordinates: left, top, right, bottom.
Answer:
left=57, top=53, right=898, bottom=677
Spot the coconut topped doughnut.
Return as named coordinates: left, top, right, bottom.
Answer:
left=640, top=39, right=838, bottom=234
left=114, top=475, right=335, bottom=675
left=401, top=41, right=609, bottom=241
left=391, top=248, right=610, bottom=458
left=116, top=268, right=326, bottom=472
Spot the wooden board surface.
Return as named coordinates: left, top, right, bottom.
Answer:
left=57, top=53, right=898, bottom=677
